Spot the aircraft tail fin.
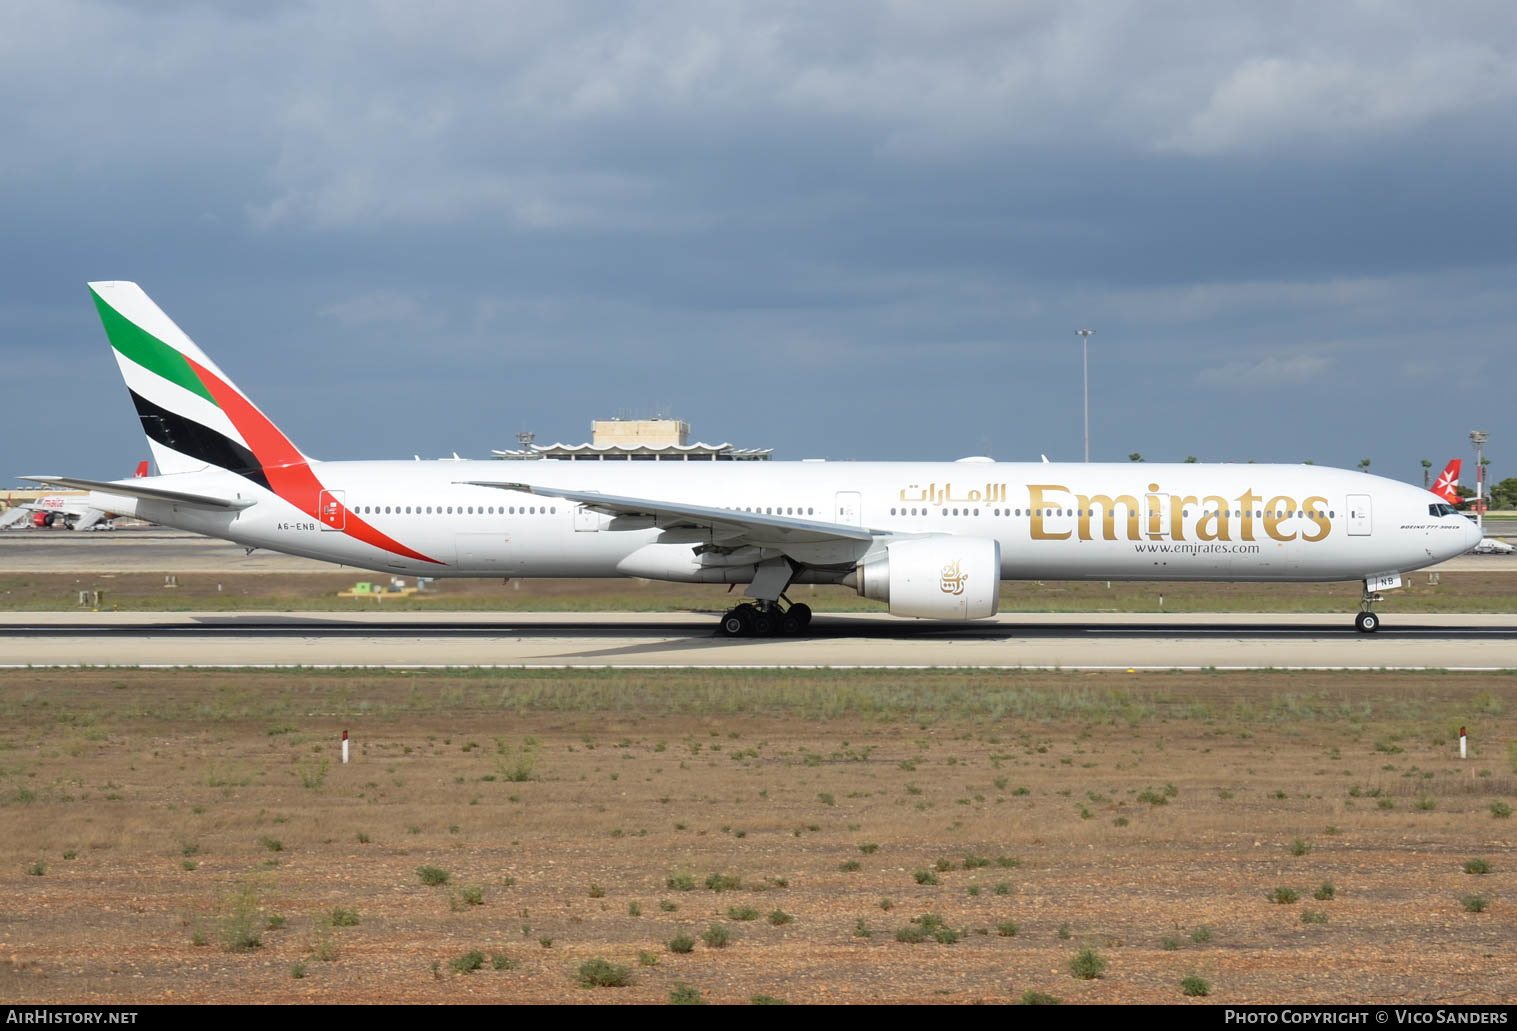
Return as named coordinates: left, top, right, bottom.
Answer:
left=87, top=281, right=313, bottom=492
left=1432, top=459, right=1462, bottom=504
left=134, top=460, right=148, bottom=478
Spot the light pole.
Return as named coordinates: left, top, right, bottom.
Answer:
left=1470, top=430, right=1489, bottom=528
left=1076, top=329, right=1095, bottom=462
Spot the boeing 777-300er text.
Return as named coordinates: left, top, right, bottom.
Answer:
left=23, top=282, right=1483, bottom=636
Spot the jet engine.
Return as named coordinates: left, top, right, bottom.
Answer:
left=851, top=535, right=1000, bottom=619
left=33, top=511, right=53, bottom=528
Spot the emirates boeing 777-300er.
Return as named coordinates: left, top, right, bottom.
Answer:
left=24, top=282, right=1482, bottom=636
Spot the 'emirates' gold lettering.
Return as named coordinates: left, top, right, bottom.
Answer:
left=1028, top=484, right=1071, bottom=540
left=1264, top=495, right=1297, bottom=542
left=1195, top=496, right=1231, bottom=541
left=1076, top=494, right=1140, bottom=540
left=889, top=480, right=1336, bottom=545
left=1301, top=496, right=1330, bottom=543
left=1237, top=489, right=1260, bottom=542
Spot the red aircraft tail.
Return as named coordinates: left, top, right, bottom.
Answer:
left=133, top=461, right=148, bottom=478
left=1431, top=459, right=1462, bottom=504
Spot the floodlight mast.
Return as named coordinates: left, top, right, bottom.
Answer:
left=1076, top=329, right=1095, bottom=462
left=1470, top=430, right=1489, bottom=528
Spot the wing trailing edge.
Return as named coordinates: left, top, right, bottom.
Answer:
left=460, top=480, right=876, bottom=544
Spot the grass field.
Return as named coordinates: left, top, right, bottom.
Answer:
left=1, top=668, right=1513, bottom=1004
left=4, top=569, right=1517, bottom=613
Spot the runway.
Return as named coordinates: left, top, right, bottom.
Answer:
left=3, top=611, right=1515, bottom=669
left=4, top=526, right=1517, bottom=669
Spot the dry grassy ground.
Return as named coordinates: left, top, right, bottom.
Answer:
left=4, top=569, right=1517, bottom=612
left=0, top=669, right=1514, bottom=1005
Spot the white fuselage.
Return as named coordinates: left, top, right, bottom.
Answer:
left=87, top=460, right=1480, bottom=585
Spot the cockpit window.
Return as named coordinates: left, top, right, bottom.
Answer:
left=1428, top=503, right=1459, bottom=517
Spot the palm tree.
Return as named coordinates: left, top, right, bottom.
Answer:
left=1358, top=458, right=1371, bottom=474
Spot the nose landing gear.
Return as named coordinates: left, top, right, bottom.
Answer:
left=1355, top=582, right=1384, bottom=633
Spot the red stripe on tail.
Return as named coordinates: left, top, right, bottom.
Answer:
left=184, top=357, right=443, bottom=565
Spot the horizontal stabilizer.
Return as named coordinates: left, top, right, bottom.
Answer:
left=20, top=476, right=254, bottom=510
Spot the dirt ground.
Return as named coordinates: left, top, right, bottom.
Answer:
left=4, top=569, right=1516, bottom=612
left=0, top=668, right=1513, bottom=1005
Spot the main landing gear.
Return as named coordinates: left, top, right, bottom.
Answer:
left=717, top=558, right=810, bottom=637
left=718, top=599, right=813, bottom=638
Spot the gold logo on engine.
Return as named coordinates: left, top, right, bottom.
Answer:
left=940, top=560, right=968, bottom=595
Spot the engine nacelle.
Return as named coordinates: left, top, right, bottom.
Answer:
left=33, top=511, right=52, bottom=528
left=853, top=536, right=1000, bottom=619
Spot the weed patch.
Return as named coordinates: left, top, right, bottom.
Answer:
left=578, top=958, right=632, bottom=988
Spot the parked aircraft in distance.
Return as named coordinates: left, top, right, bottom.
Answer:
left=2, top=461, right=147, bottom=530
left=23, top=282, right=1483, bottom=635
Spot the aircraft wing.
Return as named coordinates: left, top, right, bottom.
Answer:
left=460, top=480, right=876, bottom=545
left=20, top=476, right=254, bottom=511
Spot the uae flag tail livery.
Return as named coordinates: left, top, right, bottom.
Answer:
left=84, top=281, right=438, bottom=565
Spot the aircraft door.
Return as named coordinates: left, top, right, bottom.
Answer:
left=835, top=491, right=863, bottom=527
left=319, top=490, right=345, bottom=531
left=1346, top=494, right=1371, bottom=536
left=1145, top=494, right=1171, bottom=539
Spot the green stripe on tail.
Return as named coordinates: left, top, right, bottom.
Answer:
left=90, top=287, right=217, bottom=405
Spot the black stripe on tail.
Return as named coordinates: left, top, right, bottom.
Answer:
left=129, top=389, right=272, bottom=492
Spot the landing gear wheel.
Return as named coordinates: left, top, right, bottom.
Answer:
left=749, top=609, right=779, bottom=636
left=719, top=608, right=752, bottom=637
left=1354, top=611, right=1380, bottom=633
left=788, top=603, right=812, bottom=628
left=779, top=611, right=804, bottom=636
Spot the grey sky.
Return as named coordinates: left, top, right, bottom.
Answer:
left=4, top=1, right=1514, bottom=484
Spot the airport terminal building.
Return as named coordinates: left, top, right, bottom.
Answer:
left=492, top=418, right=771, bottom=462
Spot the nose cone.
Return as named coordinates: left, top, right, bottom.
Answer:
left=1465, top=516, right=1485, bottom=553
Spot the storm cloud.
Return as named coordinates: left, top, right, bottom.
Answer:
left=3, top=1, right=1514, bottom=480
